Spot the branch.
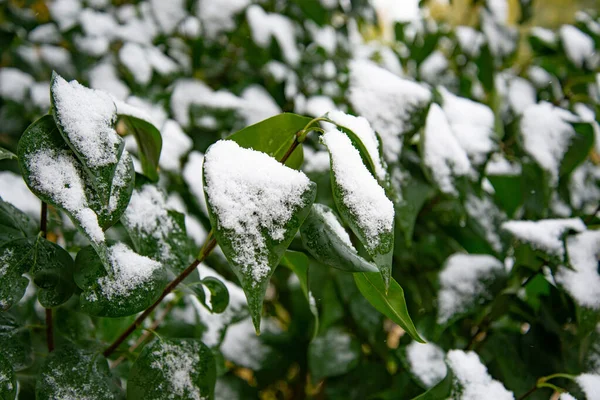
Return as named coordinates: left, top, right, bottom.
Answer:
left=40, top=201, right=54, bottom=352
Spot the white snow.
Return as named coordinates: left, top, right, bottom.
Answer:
left=465, top=194, right=505, bottom=253
left=481, top=10, right=517, bottom=58
left=485, top=153, right=521, bottom=176
left=150, top=0, right=186, bottom=34
left=576, top=373, right=600, bottom=400
left=559, top=393, right=577, bottom=400
left=246, top=5, right=300, bottom=66
left=89, top=62, right=130, bottom=100
left=455, top=26, right=485, bottom=57
left=182, top=151, right=209, bottom=217
left=146, top=46, right=179, bottom=76
left=348, top=59, right=431, bottom=162
left=239, top=85, right=282, bottom=125
left=203, top=140, right=312, bottom=284
left=302, top=96, right=336, bottom=118
left=439, top=87, right=496, bottom=166
left=96, top=243, right=161, bottom=300
left=406, top=342, right=447, bottom=388
left=501, top=218, right=586, bottom=258
left=197, top=0, right=250, bottom=38
left=555, top=230, right=600, bottom=309
left=531, top=27, right=557, bottom=45
left=446, top=350, right=514, bottom=400
left=52, top=75, right=121, bottom=169
left=48, top=0, right=82, bottom=31
left=26, top=148, right=104, bottom=243
left=40, top=45, right=74, bottom=76
left=527, top=66, right=553, bottom=88
left=560, top=25, right=595, bottom=68
left=0, top=68, right=33, bottom=102
left=79, top=8, right=117, bottom=38
left=570, top=162, right=600, bottom=214
left=0, top=172, right=40, bottom=219
left=437, top=254, right=505, bottom=324
left=419, top=51, right=449, bottom=83
left=30, top=81, right=51, bottom=110
left=321, top=129, right=394, bottom=250
left=119, top=42, right=153, bottom=85
left=507, top=77, right=536, bottom=114
left=316, top=204, right=354, bottom=248
left=179, top=16, right=201, bottom=39
left=520, top=102, right=577, bottom=185
left=302, top=147, right=330, bottom=174
left=326, top=110, right=387, bottom=182
left=159, top=120, right=193, bottom=172
left=423, top=104, right=472, bottom=195
left=220, top=317, right=276, bottom=369
left=29, top=23, right=61, bottom=44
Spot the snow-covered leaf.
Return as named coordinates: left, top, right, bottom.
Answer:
left=203, top=140, right=316, bottom=332
left=127, top=339, right=216, bottom=400
left=404, top=342, right=447, bottom=389
left=300, top=204, right=378, bottom=273
left=74, top=244, right=168, bottom=317
left=0, top=312, right=33, bottom=371
left=354, top=272, right=424, bottom=343
left=308, top=327, right=360, bottom=380
left=321, top=129, right=394, bottom=286
left=36, top=344, right=123, bottom=400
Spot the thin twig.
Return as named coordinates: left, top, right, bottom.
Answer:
left=517, top=385, right=538, bottom=400
left=40, top=201, right=54, bottom=352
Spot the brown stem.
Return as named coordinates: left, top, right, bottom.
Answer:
left=517, top=384, right=538, bottom=400
left=280, top=139, right=300, bottom=165
left=103, top=237, right=217, bottom=358
left=45, top=308, right=54, bottom=352
left=40, top=202, right=47, bottom=238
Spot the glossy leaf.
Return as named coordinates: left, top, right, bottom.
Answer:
left=226, top=113, right=310, bottom=170
left=195, top=276, right=230, bottom=314
left=0, top=312, right=33, bottom=371
left=560, top=122, right=594, bottom=178
left=280, top=250, right=319, bottom=338
left=354, top=272, right=424, bottom=343
left=127, top=339, right=216, bottom=400
left=412, top=368, right=453, bottom=400
left=0, top=146, right=16, bottom=161
left=74, top=245, right=168, bottom=317
left=308, top=327, right=361, bottom=381
left=395, top=178, right=434, bottom=246
left=120, top=114, right=162, bottom=182
left=300, top=204, right=378, bottom=273
left=0, top=196, right=37, bottom=245
left=0, top=354, right=16, bottom=400
left=0, top=239, right=31, bottom=311
left=50, top=72, right=125, bottom=209
left=36, top=344, right=123, bottom=400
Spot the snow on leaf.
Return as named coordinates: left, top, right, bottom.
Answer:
left=406, top=342, right=447, bottom=389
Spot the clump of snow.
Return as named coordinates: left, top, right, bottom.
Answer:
left=520, top=102, right=577, bottom=185
left=481, top=9, right=517, bottom=58
left=570, top=162, right=600, bottom=214
left=30, top=81, right=51, bottom=110
left=0, top=68, right=34, bottom=102
left=559, top=393, right=577, bottom=400
left=438, top=254, right=505, bottom=324
left=559, top=25, right=595, bottom=68
left=52, top=75, right=121, bottom=169
left=150, top=0, right=186, bottom=34
left=406, top=342, right=447, bottom=388
left=148, top=340, right=207, bottom=399
left=555, top=230, right=600, bottom=309
left=26, top=148, right=104, bottom=243
left=182, top=151, right=209, bottom=217
left=439, top=87, right=496, bottom=166
left=220, top=317, right=277, bottom=369
left=419, top=51, right=449, bottom=83
left=446, top=350, right=514, bottom=400
left=348, top=59, right=431, bottom=162
left=326, top=110, right=387, bottom=182
left=107, top=151, right=132, bottom=213
left=246, top=5, right=300, bottom=66
left=485, top=153, right=521, bottom=176
left=48, top=0, right=82, bottom=31
left=321, top=129, right=394, bottom=250
left=96, top=243, right=161, bottom=300
left=300, top=95, right=336, bottom=118
left=89, top=62, right=130, bottom=100
left=197, top=0, right=250, bottom=38
left=455, top=26, right=485, bottom=57
left=29, top=23, right=61, bottom=44
left=531, top=27, right=557, bottom=45
left=527, top=66, right=553, bottom=88
left=119, top=42, right=153, bottom=85
left=239, top=85, right=281, bottom=125
left=203, top=140, right=312, bottom=284
left=465, top=194, right=505, bottom=253
left=501, top=218, right=586, bottom=259
left=575, top=373, right=600, bottom=400
left=316, top=204, right=354, bottom=248
left=302, top=147, right=330, bottom=174
left=507, top=77, right=536, bottom=115
left=159, top=120, right=193, bottom=172
left=0, top=171, right=41, bottom=218
left=422, top=104, right=472, bottom=195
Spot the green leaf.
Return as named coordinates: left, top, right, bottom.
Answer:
left=195, top=277, right=230, bottom=314
left=119, top=113, right=162, bottom=182
left=0, top=240, right=31, bottom=311
left=226, top=113, right=310, bottom=170
left=412, top=368, right=453, bottom=400
left=31, top=236, right=76, bottom=307
left=487, top=174, right=522, bottom=218
left=36, top=344, right=123, bottom=400
left=0, top=196, right=37, bottom=246
left=0, top=312, right=33, bottom=371
left=280, top=250, right=319, bottom=338
left=354, top=272, right=424, bottom=343
left=203, top=140, right=317, bottom=333
left=308, top=327, right=361, bottom=381
left=560, top=122, right=594, bottom=179
left=127, top=339, right=216, bottom=400
left=50, top=72, right=125, bottom=209
left=300, top=204, right=378, bottom=273
left=121, top=185, right=193, bottom=274
left=395, top=178, right=434, bottom=246
left=0, top=354, right=16, bottom=400
left=321, top=130, right=394, bottom=287
left=0, top=146, right=16, bottom=161
left=74, top=245, right=168, bottom=317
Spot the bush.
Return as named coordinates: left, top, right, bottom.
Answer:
left=0, top=0, right=599, bottom=399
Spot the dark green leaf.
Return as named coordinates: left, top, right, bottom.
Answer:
left=560, top=122, right=594, bottom=179
left=197, top=276, right=230, bottom=314
left=0, top=239, right=31, bottom=311
left=300, top=204, right=378, bottom=273
left=308, top=327, right=361, bottom=381
left=354, top=272, right=424, bottom=343
left=36, top=344, right=123, bottom=400
left=0, top=312, right=33, bottom=371
left=74, top=245, right=168, bottom=317
left=127, top=339, right=216, bottom=400
left=487, top=174, right=522, bottom=218
left=119, top=114, right=162, bottom=182
left=412, top=368, right=453, bottom=400
left=226, top=113, right=310, bottom=170
left=395, top=178, right=434, bottom=246
left=0, top=146, right=16, bottom=161
left=0, top=354, right=16, bottom=400
left=50, top=72, right=125, bottom=209
left=280, top=250, right=319, bottom=338
left=0, top=196, right=37, bottom=245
